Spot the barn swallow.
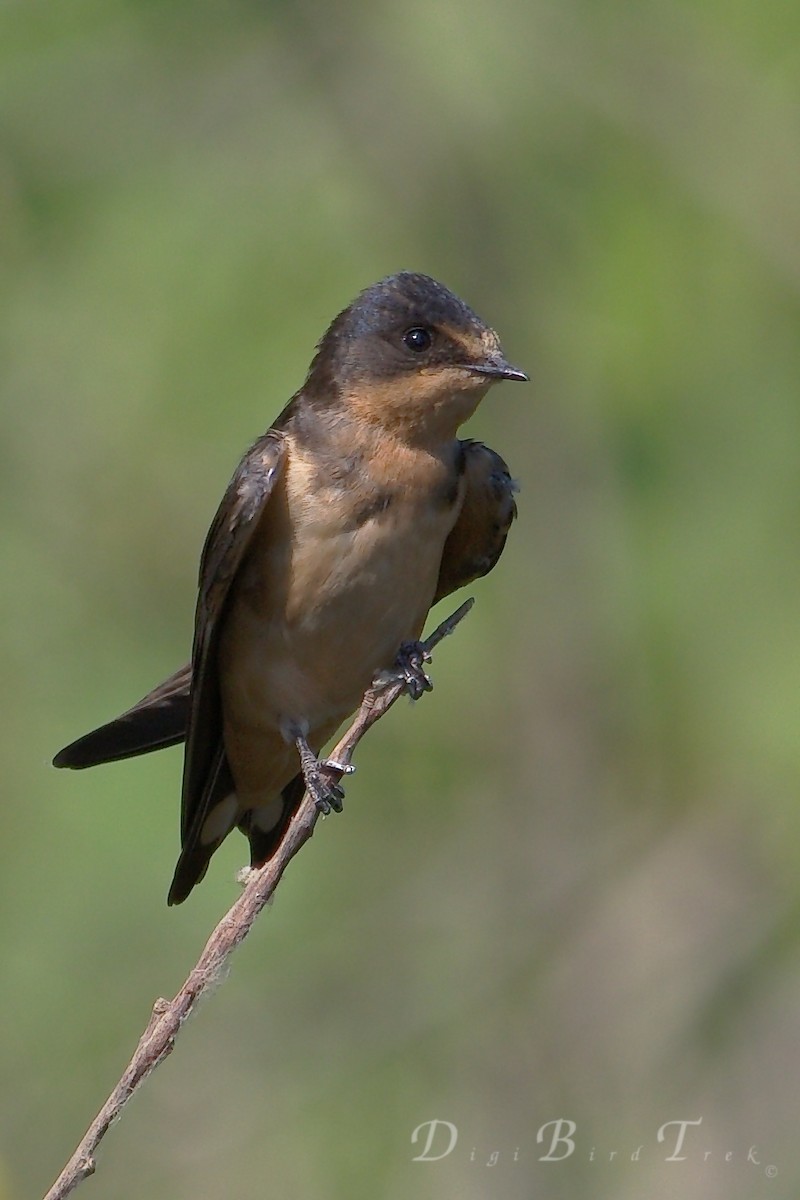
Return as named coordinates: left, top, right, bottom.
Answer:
left=54, top=272, right=527, bottom=904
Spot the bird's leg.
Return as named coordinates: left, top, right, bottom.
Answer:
left=377, top=641, right=434, bottom=701
left=293, top=730, right=355, bottom=814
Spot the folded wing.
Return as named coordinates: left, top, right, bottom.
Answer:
left=434, top=441, right=517, bottom=604
left=168, top=431, right=287, bottom=903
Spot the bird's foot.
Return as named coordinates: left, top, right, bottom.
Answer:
left=385, top=640, right=434, bottom=700
left=295, top=735, right=354, bottom=814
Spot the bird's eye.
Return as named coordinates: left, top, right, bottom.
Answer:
left=403, top=326, right=433, bottom=353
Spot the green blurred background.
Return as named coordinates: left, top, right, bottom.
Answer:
left=3, top=1, right=799, bottom=1197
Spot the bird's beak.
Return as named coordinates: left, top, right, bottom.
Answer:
left=466, top=354, right=529, bottom=383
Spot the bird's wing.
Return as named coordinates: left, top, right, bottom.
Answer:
left=53, top=663, right=191, bottom=768
left=53, top=433, right=287, bottom=784
left=174, top=431, right=287, bottom=885
left=434, top=441, right=517, bottom=604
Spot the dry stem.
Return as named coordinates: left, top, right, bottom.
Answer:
left=43, top=598, right=474, bottom=1200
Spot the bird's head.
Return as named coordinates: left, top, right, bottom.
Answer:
left=306, top=272, right=528, bottom=441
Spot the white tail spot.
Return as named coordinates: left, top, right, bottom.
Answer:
left=200, top=794, right=238, bottom=845
left=249, top=797, right=284, bottom=833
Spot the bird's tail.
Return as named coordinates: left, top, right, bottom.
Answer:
left=53, top=664, right=190, bottom=769
left=167, top=768, right=305, bottom=906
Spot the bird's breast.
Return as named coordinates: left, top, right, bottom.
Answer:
left=219, top=435, right=463, bottom=734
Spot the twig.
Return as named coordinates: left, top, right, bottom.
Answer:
left=42, top=598, right=474, bottom=1200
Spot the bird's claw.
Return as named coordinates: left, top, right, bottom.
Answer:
left=311, top=758, right=355, bottom=814
left=392, top=640, right=434, bottom=700
left=294, top=733, right=355, bottom=815
left=309, top=775, right=344, bottom=815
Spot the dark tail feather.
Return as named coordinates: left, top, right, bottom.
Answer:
left=168, top=772, right=306, bottom=906
left=53, top=664, right=191, bottom=769
left=167, top=747, right=235, bottom=906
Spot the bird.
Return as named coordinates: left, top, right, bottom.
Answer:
left=54, top=272, right=527, bottom=904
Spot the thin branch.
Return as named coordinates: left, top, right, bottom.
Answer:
left=43, top=598, right=474, bottom=1200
